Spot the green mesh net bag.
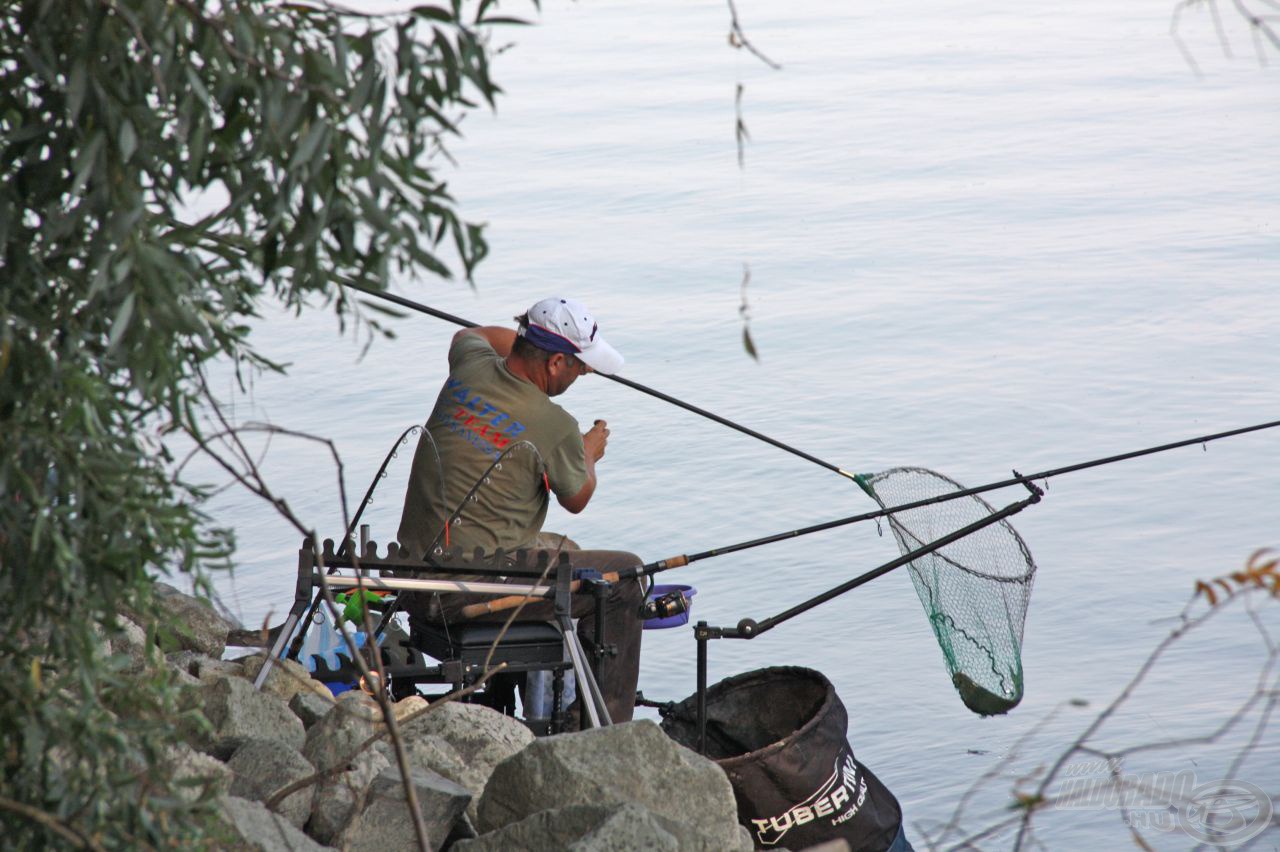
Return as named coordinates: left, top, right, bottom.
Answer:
left=856, top=467, right=1037, bottom=716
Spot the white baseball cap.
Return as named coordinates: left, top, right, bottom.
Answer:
left=519, top=297, right=624, bottom=375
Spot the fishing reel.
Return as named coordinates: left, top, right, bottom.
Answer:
left=639, top=587, right=690, bottom=622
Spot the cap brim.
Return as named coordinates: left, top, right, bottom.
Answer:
left=577, top=336, right=624, bottom=376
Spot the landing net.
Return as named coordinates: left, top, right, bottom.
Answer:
left=859, top=467, right=1036, bottom=715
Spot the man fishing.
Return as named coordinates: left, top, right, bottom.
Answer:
left=397, top=296, right=644, bottom=725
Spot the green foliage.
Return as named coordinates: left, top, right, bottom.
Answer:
left=0, top=0, right=529, bottom=844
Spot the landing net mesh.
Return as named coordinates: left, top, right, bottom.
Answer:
left=860, top=467, right=1036, bottom=716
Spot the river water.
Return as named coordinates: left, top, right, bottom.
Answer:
left=195, top=1, right=1280, bottom=847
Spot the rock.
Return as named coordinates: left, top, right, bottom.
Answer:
left=454, top=802, right=682, bottom=851
left=289, top=690, right=334, bottom=729
left=306, top=748, right=390, bottom=846
left=166, top=649, right=205, bottom=677
left=302, top=691, right=382, bottom=774
left=159, top=649, right=202, bottom=688
left=398, top=734, right=473, bottom=820
left=217, top=795, right=333, bottom=852
left=168, top=666, right=201, bottom=689
left=154, top=582, right=236, bottom=657
left=240, top=653, right=333, bottom=704
left=226, top=738, right=316, bottom=829
left=446, top=811, right=479, bottom=846
left=393, top=694, right=431, bottom=722
left=398, top=700, right=533, bottom=823
left=336, top=689, right=383, bottom=717
left=166, top=650, right=243, bottom=682
left=110, top=617, right=150, bottom=675
left=163, top=743, right=232, bottom=804
left=399, top=700, right=533, bottom=766
left=337, top=765, right=471, bottom=852
left=200, top=675, right=306, bottom=760
left=477, top=720, right=747, bottom=851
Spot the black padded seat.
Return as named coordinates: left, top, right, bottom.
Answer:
left=411, top=620, right=567, bottom=668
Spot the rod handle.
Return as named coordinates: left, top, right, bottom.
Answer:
left=458, top=571, right=620, bottom=619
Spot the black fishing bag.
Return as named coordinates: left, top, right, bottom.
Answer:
left=661, top=666, right=903, bottom=851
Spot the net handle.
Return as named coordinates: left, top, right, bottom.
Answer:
left=726, top=481, right=1043, bottom=641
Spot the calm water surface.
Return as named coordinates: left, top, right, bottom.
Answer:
left=197, top=1, right=1279, bottom=846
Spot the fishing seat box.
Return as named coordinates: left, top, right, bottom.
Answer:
left=409, top=620, right=569, bottom=669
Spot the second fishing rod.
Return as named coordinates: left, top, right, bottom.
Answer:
left=456, top=415, right=1280, bottom=618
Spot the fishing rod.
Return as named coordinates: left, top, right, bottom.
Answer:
left=461, top=415, right=1280, bottom=616
left=460, top=468, right=1049, bottom=614
left=339, top=281, right=860, bottom=482
left=650, top=417, right=1280, bottom=569
left=856, top=417, right=1280, bottom=506
left=340, top=424, right=421, bottom=552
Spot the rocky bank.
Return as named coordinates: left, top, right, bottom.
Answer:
left=109, top=583, right=842, bottom=851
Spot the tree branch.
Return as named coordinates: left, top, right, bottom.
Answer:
left=0, top=795, right=108, bottom=852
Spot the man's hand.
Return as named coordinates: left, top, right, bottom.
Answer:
left=583, top=419, right=609, bottom=463
left=559, top=420, right=608, bottom=514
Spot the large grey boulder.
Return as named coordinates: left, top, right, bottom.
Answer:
left=226, top=738, right=316, bottom=829
left=477, top=720, right=748, bottom=851
left=454, top=802, right=683, bottom=851
left=306, top=748, right=390, bottom=845
left=398, top=699, right=535, bottom=765
left=337, top=764, right=471, bottom=852
left=398, top=734, right=474, bottom=820
left=200, top=675, right=306, bottom=760
left=154, top=581, right=236, bottom=657
left=218, top=795, right=333, bottom=852
left=302, top=691, right=383, bottom=774
left=398, top=699, right=533, bottom=822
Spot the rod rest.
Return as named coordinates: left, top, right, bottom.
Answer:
left=302, top=535, right=571, bottom=579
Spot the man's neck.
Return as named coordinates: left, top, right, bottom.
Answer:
left=506, top=353, right=550, bottom=395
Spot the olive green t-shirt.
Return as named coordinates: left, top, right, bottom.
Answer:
left=396, top=334, right=588, bottom=558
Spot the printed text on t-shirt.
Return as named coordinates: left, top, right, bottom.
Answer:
left=442, top=378, right=526, bottom=458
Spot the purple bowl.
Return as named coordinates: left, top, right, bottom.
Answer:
left=643, top=584, right=697, bottom=630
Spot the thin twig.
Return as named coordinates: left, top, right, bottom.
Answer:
left=725, top=0, right=781, bottom=69
left=0, top=795, right=108, bottom=852
left=1171, top=0, right=1280, bottom=72
left=1171, top=0, right=1207, bottom=75
left=187, top=379, right=432, bottom=848
left=1236, top=0, right=1280, bottom=50
left=938, top=579, right=1278, bottom=850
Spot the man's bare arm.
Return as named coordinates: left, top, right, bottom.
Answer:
left=455, top=326, right=516, bottom=355
left=557, top=420, right=608, bottom=514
